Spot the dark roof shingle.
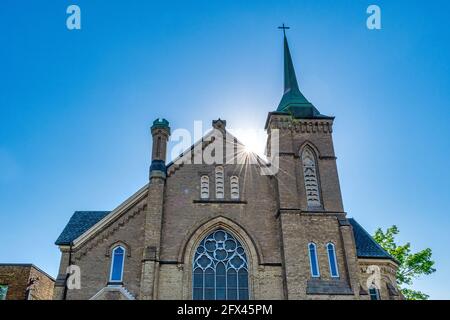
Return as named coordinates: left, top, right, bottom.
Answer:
left=55, top=211, right=110, bottom=245
left=348, top=218, right=394, bottom=260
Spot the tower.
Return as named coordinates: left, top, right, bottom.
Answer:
left=140, top=118, right=170, bottom=299
left=266, top=29, right=360, bottom=299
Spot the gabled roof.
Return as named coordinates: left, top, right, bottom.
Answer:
left=55, top=184, right=149, bottom=248
left=348, top=218, right=394, bottom=260
left=166, top=127, right=269, bottom=171
left=55, top=211, right=110, bottom=245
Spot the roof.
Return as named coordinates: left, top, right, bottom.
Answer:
left=55, top=211, right=110, bottom=245
left=348, top=218, right=394, bottom=260
left=276, top=33, right=332, bottom=119
left=0, top=263, right=55, bottom=281
left=166, top=126, right=269, bottom=171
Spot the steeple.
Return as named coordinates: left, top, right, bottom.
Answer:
left=276, top=26, right=330, bottom=119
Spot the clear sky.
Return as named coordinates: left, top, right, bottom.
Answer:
left=1, top=0, right=449, bottom=299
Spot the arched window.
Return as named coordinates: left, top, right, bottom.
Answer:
left=369, top=286, right=381, bottom=300
left=326, top=243, right=339, bottom=278
left=230, top=176, right=239, bottom=199
left=215, top=166, right=224, bottom=199
left=110, top=246, right=125, bottom=283
left=302, top=147, right=321, bottom=208
left=308, top=243, right=320, bottom=277
left=192, top=229, right=249, bottom=300
left=201, top=176, right=210, bottom=199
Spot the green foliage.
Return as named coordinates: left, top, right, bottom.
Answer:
left=401, top=288, right=430, bottom=300
left=373, top=225, right=436, bottom=300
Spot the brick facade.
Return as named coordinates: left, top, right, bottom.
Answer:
left=53, top=34, right=402, bottom=300
left=0, top=264, right=54, bottom=300
left=53, top=115, right=401, bottom=300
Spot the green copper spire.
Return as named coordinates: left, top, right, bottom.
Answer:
left=276, top=27, right=330, bottom=119
left=280, top=33, right=309, bottom=106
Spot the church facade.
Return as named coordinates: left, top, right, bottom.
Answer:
left=53, top=33, right=401, bottom=300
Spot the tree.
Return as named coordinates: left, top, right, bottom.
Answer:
left=373, top=225, right=436, bottom=300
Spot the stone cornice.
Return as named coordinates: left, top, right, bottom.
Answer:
left=276, top=208, right=346, bottom=218
left=266, top=114, right=334, bottom=134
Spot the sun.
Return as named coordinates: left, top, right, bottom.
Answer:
left=241, top=133, right=265, bottom=156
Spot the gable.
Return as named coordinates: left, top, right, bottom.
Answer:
left=166, top=128, right=269, bottom=176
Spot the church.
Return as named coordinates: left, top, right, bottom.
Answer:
left=53, top=31, right=401, bottom=300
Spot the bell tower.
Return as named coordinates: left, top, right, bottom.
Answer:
left=266, top=27, right=360, bottom=299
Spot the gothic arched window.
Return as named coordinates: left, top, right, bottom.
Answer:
left=230, top=176, right=239, bottom=199
left=110, top=246, right=125, bottom=283
left=201, top=176, right=210, bottom=199
left=192, top=229, right=249, bottom=300
left=215, top=166, right=224, bottom=199
left=308, top=242, right=320, bottom=277
left=326, top=243, right=339, bottom=278
left=369, top=286, right=381, bottom=300
left=302, top=147, right=321, bottom=208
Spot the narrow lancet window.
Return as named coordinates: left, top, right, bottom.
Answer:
left=308, top=243, right=320, bottom=277
left=110, top=246, right=125, bottom=283
left=327, top=243, right=339, bottom=278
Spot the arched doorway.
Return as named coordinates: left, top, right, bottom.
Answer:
left=192, top=229, right=249, bottom=300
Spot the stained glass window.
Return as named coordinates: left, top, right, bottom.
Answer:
left=193, top=229, right=249, bottom=300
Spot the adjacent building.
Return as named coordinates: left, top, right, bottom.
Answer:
left=0, top=264, right=54, bottom=300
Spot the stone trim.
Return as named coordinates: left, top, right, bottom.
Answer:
left=105, top=241, right=132, bottom=257
left=74, top=203, right=146, bottom=260
left=89, top=285, right=136, bottom=300
left=177, top=215, right=264, bottom=265
left=319, top=156, right=337, bottom=160
left=266, top=114, right=334, bottom=134
left=306, top=279, right=354, bottom=295
left=276, top=208, right=346, bottom=218
left=193, top=199, right=247, bottom=204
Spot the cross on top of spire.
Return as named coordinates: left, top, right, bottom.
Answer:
left=275, top=23, right=328, bottom=119
left=278, top=23, right=290, bottom=37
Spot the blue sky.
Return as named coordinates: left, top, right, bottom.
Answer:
left=0, top=0, right=449, bottom=299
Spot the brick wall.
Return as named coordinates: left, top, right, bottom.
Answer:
left=0, top=264, right=54, bottom=300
